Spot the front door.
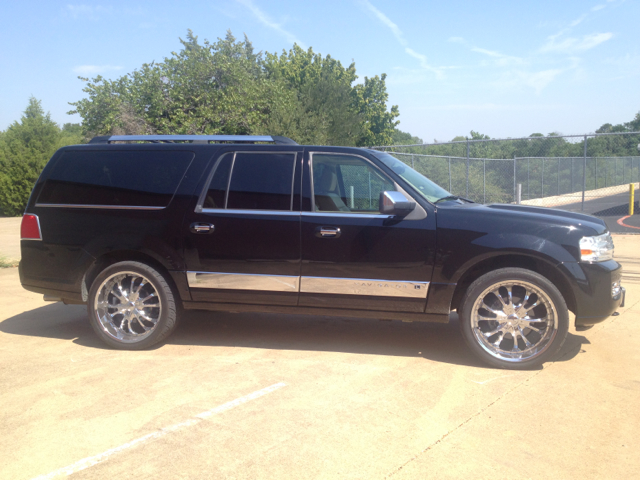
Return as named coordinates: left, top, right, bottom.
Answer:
left=300, top=151, right=436, bottom=313
left=184, top=148, right=302, bottom=306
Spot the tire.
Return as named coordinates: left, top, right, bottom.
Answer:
left=87, top=261, right=178, bottom=350
left=459, top=267, right=569, bottom=369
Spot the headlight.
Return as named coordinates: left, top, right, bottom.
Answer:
left=579, top=233, right=614, bottom=262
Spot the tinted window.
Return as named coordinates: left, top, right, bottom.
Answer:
left=203, top=154, right=232, bottom=209
left=226, top=153, right=295, bottom=210
left=312, top=154, right=395, bottom=213
left=38, top=150, right=194, bottom=207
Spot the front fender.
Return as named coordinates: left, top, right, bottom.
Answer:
left=433, top=231, right=576, bottom=284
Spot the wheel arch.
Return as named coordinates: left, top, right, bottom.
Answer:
left=81, top=250, right=184, bottom=303
left=450, top=254, right=577, bottom=315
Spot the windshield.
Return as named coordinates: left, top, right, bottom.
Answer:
left=370, top=151, right=452, bottom=203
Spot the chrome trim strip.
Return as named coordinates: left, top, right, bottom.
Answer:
left=35, top=204, right=165, bottom=210
left=200, top=208, right=300, bottom=216
left=187, top=272, right=429, bottom=298
left=187, top=272, right=300, bottom=292
left=302, top=212, right=391, bottom=219
left=300, top=276, right=429, bottom=298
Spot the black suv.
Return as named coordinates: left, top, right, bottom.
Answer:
left=19, top=135, right=625, bottom=369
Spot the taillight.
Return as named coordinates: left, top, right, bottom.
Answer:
left=21, top=214, right=42, bottom=240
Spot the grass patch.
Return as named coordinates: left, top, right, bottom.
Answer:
left=0, top=255, right=19, bottom=268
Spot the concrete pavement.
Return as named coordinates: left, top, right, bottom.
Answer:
left=0, top=218, right=638, bottom=479
left=0, top=216, right=21, bottom=262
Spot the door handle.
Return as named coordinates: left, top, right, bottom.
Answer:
left=190, top=222, right=215, bottom=234
left=315, top=226, right=341, bottom=238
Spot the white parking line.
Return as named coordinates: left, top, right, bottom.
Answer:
left=32, top=382, right=287, bottom=480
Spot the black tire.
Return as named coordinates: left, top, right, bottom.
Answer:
left=87, top=261, right=178, bottom=350
left=459, top=267, right=569, bottom=369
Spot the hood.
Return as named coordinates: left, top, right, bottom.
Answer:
left=435, top=202, right=608, bottom=263
left=484, top=203, right=607, bottom=233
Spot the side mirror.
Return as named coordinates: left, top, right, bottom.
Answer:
left=379, top=191, right=416, bottom=216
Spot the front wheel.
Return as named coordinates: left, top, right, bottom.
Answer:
left=459, top=268, right=569, bottom=369
left=87, top=261, right=178, bottom=350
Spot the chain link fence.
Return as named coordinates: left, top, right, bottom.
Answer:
left=372, top=132, right=640, bottom=218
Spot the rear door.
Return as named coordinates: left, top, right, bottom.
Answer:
left=300, top=151, right=436, bottom=313
left=184, top=147, right=302, bottom=306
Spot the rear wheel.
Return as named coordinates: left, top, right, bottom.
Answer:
left=88, top=261, right=178, bottom=349
left=459, top=268, right=569, bottom=369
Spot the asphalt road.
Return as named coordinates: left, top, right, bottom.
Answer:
left=551, top=190, right=639, bottom=233
left=0, top=219, right=639, bottom=479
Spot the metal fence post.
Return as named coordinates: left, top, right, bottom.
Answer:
left=571, top=158, right=574, bottom=193
left=541, top=158, right=545, bottom=198
left=448, top=157, right=451, bottom=193
left=411, top=154, right=414, bottom=169
left=527, top=158, right=530, bottom=200
left=483, top=158, right=486, bottom=204
left=557, top=158, right=560, bottom=195
left=466, top=140, right=470, bottom=198
left=595, top=157, right=598, bottom=189
left=513, top=155, right=517, bottom=202
left=582, top=135, right=587, bottom=211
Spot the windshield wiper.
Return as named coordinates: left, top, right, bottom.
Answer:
left=434, top=195, right=474, bottom=204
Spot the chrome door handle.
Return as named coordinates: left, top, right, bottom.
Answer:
left=190, top=222, right=215, bottom=234
left=315, top=226, right=341, bottom=238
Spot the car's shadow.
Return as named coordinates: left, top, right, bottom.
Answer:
left=0, top=303, right=589, bottom=370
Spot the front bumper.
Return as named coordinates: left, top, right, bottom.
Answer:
left=562, top=259, right=625, bottom=327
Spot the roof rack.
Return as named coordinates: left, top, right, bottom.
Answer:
left=88, top=135, right=298, bottom=145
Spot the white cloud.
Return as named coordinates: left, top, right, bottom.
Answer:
left=65, top=4, right=112, bottom=20
left=471, top=47, right=525, bottom=66
left=235, top=0, right=305, bottom=48
left=540, top=32, right=613, bottom=54
left=404, top=48, right=428, bottom=67
left=569, top=14, right=587, bottom=27
left=65, top=4, right=144, bottom=20
left=517, top=69, right=564, bottom=94
left=591, top=4, right=606, bottom=11
left=359, top=0, right=450, bottom=77
left=72, top=65, right=123, bottom=75
left=359, top=0, right=406, bottom=46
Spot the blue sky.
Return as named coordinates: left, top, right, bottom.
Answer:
left=1, top=0, right=638, bottom=142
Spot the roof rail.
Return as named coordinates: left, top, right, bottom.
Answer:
left=88, top=135, right=298, bottom=145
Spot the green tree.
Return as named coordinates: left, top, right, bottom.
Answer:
left=0, top=98, right=82, bottom=216
left=70, top=30, right=297, bottom=137
left=264, top=44, right=363, bottom=145
left=353, top=74, right=399, bottom=146
left=392, top=129, right=423, bottom=145
left=70, top=32, right=400, bottom=147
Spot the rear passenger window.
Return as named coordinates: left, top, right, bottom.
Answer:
left=37, top=150, right=194, bottom=207
left=204, top=152, right=296, bottom=211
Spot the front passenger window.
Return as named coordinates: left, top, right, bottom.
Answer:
left=312, top=154, right=396, bottom=213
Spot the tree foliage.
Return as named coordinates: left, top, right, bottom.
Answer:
left=69, top=31, right=400, bottom=146
left=0, top=98, right=82, bottom=216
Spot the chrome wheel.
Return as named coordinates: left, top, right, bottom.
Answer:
left=470, top=280, right=558, bottom=363
left=94, top=271, right=162, bottom=343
